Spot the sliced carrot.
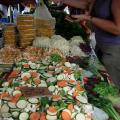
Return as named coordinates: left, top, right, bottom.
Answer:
left=11, top=93, right=22, bottom=103
left=22, top=76, right=29, bottom=81
left=30, top=112, right=40, bottom=120
left=33, top=79, right=41, bottom=85
left=72, top=91, right=78, bottom=97
left=30, top=72, right=39, bottom=78
left=47, top=106, right=57, bottom=113
left=61, top=111, right=71, bottom=120
left=9, top=70, right=20, bottom=78
left=40, top=112, right=46, bottom=120
left=57, top=81, right=67, bottom=87
left=68, top=80, right=75, bottom=85
left=76, top=82, right=84, bottom=91
left=23, top=64, right=29, bottom=69
left=52, top=95, right=61, bottom=101
left=0, top=92, right=9, bottom=98
left=67, top=104, right=74, bottom=112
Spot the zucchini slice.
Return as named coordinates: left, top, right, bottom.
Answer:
left=1, top=104, right=9, bottom=113
left=8, top=102, right=16, bottom=109
left=13, top=90, right=21, bottom=96
left=2, top=112, right=12, bottom=118
left=17, top=100, right=28, bottom=109
left=12, top=111, right=19, bottom=118
left=28, top=98, right=39, bottom=104
left=19, top=112, right=29, bottom=120
left=46, top=114, right=57, bottom=120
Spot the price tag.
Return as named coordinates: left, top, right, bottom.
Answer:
left=21, top=87, right=52, bottom=97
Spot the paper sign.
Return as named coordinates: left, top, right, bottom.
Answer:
left=21, top=87, right=52, bottom=97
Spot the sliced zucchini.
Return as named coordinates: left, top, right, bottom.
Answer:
left=57, top=74, right=64, bottom=80
left=48, top=86, right=55, bottom=92
left=30, top=63, right=36, bottom=69
left=19, top=112, right=29, bottom=120
left=42, top=60, right=49, bottom=65
left=64, top=62, right=71, bottom=68
left=13, top=90, right=21, bottom=96
left=10, top=108, right=21, bottom=112
left=46, top=114, right=57, bottom=120
left=43, top=73, right=53, bottom=78
left=39, top=66, right=47, bottom=70
left=1, top=104, right=9, bottom=113
left=74, top=105, right=81, bottom=112
left=76, top=113, right=85, bottom=120
left=76, top=95, right=88, bottom=104
left=47, top=77, right=57, bottom=83
left=21, top=72, right=31, bottom=79
left=8, top=102, right=16, bottom=109
left=2, top=112, right=12, bottom=118
left=17, top=100, right=28, bottom=109
left=71, top=112, right=77, bottom=119
left=12, top=111, right=19, bottom=118
left=28, top=98, right=39, bottom=104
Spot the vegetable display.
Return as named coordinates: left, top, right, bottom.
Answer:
left=0, top=51, right=95, bottom=120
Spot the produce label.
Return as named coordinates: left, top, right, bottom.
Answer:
left=21, top=87, right=52, bottom=97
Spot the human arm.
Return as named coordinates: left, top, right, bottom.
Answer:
left=52, top=0, right=89, bottom=9
left=72, top=0, right=120, bottom=35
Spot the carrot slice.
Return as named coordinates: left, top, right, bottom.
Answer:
left=30, top=72, right=39, bottom=78
left=9, top=70, right=20, bottom=78
left=52, top=95, right=61, bottom=101
left=0, top=92, right=9, bottom=98
left=61, top=111, right=71, bottom=120
left=40, top=112, right=46, bottom=120
left=76, top=82, right=84, bottom=91
left=30, top=112, right=40, bottom=120
left=23, top=64, right=29, bottom=69
left=33, top=79, right=41, bottom=85
left=47, top=106, right=57, bottom=113
left=57, top=81, right=67, bottom=87
left=72, top=91, right=78, bottom=97
left=67, top=104, right=74, bottom=112
left=11, top=93, right=22, bottom=103
left=22, top=76, right=29, bottom=81
left=68, top=80, right=75, bottom=85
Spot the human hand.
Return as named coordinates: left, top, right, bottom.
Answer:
left=52, top=0, right=64, bottom=4
left=71, top=14, right=91, bottom=22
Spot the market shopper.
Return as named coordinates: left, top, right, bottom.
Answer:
left=52, top=0, right=120, bottom=89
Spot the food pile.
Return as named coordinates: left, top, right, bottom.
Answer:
left=0, top=46, right=22, bottom=64
left=17, top=15, right=36, bottom=48
left=0, top=51, right=95, bottom=120
left=4, top=24, right=16, bottom=47
left=33, top=35, right=89, bottom=57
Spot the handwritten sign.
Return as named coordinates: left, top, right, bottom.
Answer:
left=21, top=87, right=52, bottom=97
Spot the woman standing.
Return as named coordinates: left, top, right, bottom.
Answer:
left=53, top=0, right=120, bottom=89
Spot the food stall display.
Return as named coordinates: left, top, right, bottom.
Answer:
left=0, top=47, right=96, bottom=120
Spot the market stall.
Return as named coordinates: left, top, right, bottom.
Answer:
left=0, top=1, right=120, bottom=120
